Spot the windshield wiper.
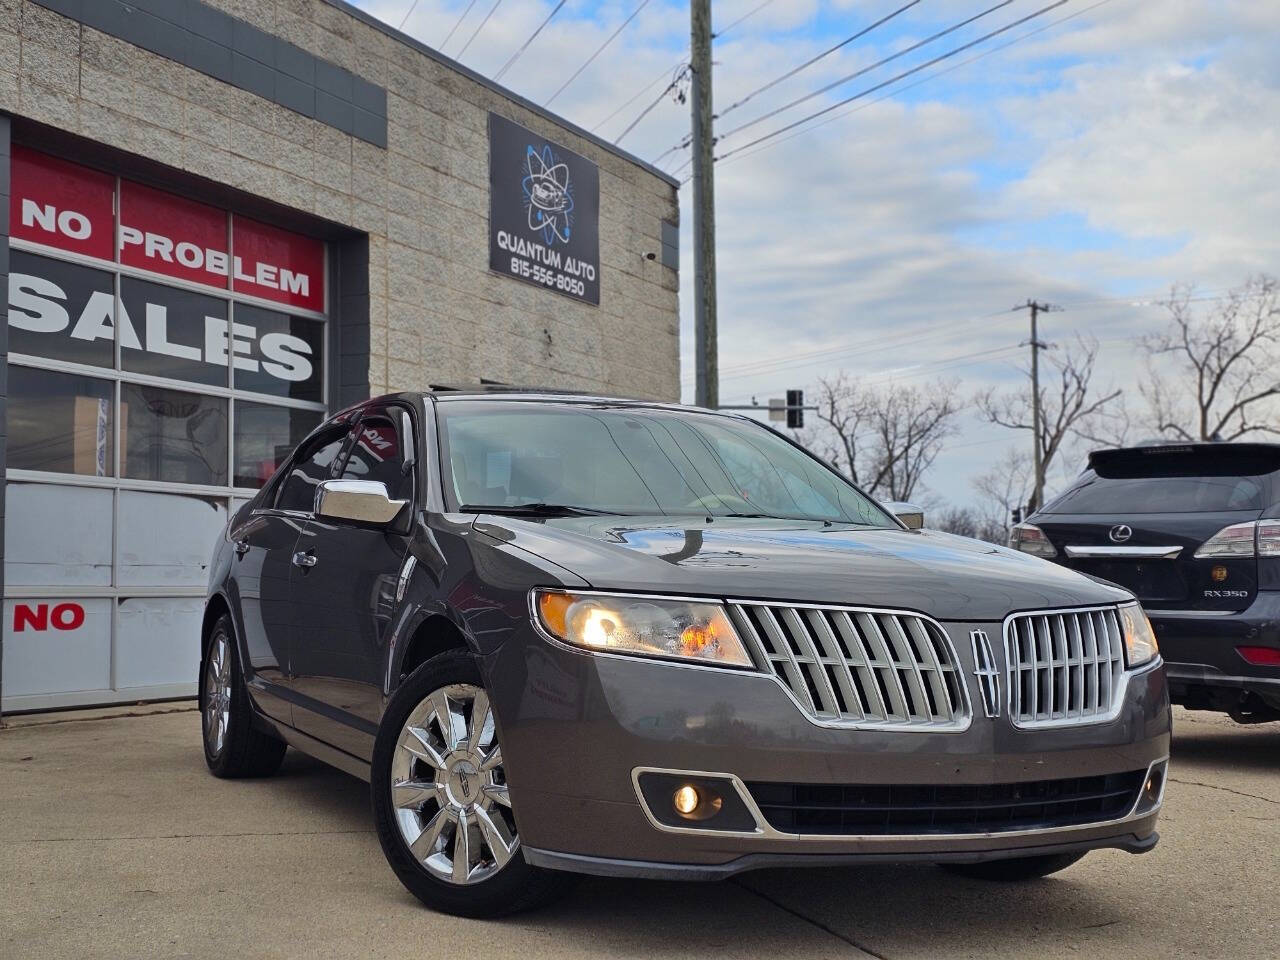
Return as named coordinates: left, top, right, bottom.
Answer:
left=460, top=502, right=618, bottom=517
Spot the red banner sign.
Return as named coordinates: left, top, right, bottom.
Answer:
left=10, top=146, right=115, bottom=261
left=118, top=179, right=229, bottom=290
left=233, top=216, right=325, bottom=313
left=10, top=146, right=325, bottom=314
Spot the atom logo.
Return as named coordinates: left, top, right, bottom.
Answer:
left=522, top=144, right=574, bottom=245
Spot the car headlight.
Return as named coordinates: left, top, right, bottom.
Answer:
left=1118, top=601, right=1159, bottom=668
left=533, top=590, right=754, bottom=668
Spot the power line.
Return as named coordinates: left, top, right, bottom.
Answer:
left=438, top=0, right=479, bottom=49
left=860, top=345, right=1023, bottom=384
left=684, top=309, right=1017, bottom=385
left=717, top=0, right=923, bottom=120
left=714, top=0, right=781, bottom=40
left=717, top=0, right=1071, bottom=162
left=615, top=0, right=771, bottom=156
left=455, top=0, right=503, bottom=59
left=693, top=286, right=1256, bottom=388
left=494, top=0, right=567, bottom=81
left=591, top=60, right=685, bottom=132
left=397, top=0, right=424, bottom=30
left=714, top=0, right=1116, bottom=169
left=653, top=134, right=692, bottom=165
left=653, top=0, right=1014, bottom=163
left=712, top=344, right=1025, bottom=406
left=717, top=0, right=1017, bottom=145
left=546, top=0, right=653, bottom=106
left=616, top=64, right=690, bottom=144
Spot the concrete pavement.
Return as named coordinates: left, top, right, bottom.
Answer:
left=1, top=706, right=1275, bottom=959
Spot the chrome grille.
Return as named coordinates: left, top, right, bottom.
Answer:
left=1004, top=606, right=1126, bottom=728
left=728, top=603, right=970, bottom=729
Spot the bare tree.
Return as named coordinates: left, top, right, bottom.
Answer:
left=871, top=383, right=965, bottom=500
left=1141, top=275, right=1280, bottom=441
left=931, top=505, right=1008, bottom=544
left=972, top=447, right=1033, bottom=541
left=807, top=375, right=964, bottom=501
left=977, top=335, right=1121, bottom=513
left=806, top=372, right=870, bottom=485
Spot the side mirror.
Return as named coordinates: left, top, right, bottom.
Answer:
left=881, top=500, right=924, bottom=530
left=315, top=479, right=407, bottom=525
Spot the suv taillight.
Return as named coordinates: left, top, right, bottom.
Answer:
left=1194, top=520, right=1280, bottom=558
left=1009, top=523, right=1057, bottom=558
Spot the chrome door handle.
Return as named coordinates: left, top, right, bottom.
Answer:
left=234, top=539, right=250, bottom=558
left=292, top=551, right=317, bottom=569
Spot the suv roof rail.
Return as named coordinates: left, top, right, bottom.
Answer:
left=425, top=383, right=643, bottom=400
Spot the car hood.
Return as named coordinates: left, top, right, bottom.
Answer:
left=471, top=515, right=1129, bottom=622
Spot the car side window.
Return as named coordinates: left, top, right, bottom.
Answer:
left=341, top=412, right=411, bottom=501
left=275, top=428, right=350, bottom=513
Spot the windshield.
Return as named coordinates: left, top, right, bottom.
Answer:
left=436, top=400, right=893, bottom=524
left=1044, top=473, right=1266, bottom=514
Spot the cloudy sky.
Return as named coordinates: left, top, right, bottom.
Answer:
left=355, top=0, right=1280, bottom=510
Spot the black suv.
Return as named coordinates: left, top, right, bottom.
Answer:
left=1013, top=442, right=1280, bottom=723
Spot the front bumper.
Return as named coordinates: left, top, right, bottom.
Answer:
left=1149, top=592, right=1280, bottom=710
left=483, top=621, right=1171, bottom=877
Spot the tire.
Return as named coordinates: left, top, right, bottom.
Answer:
left=201, top=613, right=287, bottom=778
left=371, top=649, right=574, bottom=917
left=941, top=851, right=1088, bottom=881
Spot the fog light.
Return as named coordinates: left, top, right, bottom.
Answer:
left=1134, top=759, right=1167, bottom=816
left=672, top=784, right=723, bottom=820
left=673, top=785, right=699, bottom=816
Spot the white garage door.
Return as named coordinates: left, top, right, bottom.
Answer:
left=2, top=145, right=329, bottom=711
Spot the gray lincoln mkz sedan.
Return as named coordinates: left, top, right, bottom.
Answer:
left=201, top=389, right=1169, bottom=916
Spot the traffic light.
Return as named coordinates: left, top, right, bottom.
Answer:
left=786, top=389, right=804, bottom=429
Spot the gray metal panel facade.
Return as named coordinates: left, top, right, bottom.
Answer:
left=30, top=0, right=389, bottom=147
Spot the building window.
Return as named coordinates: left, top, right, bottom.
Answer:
left=9, top=251, right=116, bottom=368
left=122, top=384, right=228, bottom=486
left=7, top=366, right=115, bottom=476
left=7, top=144, right=330, bottom=492
left=231, top=303, right=325, bottom=402
left=234, top=401, right=323, bottom=489
left=119, top=276, right=230, bottom=387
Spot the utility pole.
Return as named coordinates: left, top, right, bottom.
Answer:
left=1014, top=299, right=1061, bottom=511
left=690, top=0, right=718, bottom=409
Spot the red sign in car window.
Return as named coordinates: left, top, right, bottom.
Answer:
left=10, top=145, right=115, bottom=261
left=118, top=179, right=230, bottom=290
left=232, top=216, right=325, bottom=314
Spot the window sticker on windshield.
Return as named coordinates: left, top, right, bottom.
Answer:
left=486, top=451, right=511, bottom=490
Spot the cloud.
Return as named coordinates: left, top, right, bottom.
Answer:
left=355, top=0, right=1280, bottom=508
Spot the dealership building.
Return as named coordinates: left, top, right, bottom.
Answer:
left=0, top=0, right=681, bottom=712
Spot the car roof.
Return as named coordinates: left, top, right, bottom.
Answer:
left=374, top=386, right=718, bottom=417
left=1098, top=441, right=1280, bottom=454
left=1086, top=442, right=1280, bottom=478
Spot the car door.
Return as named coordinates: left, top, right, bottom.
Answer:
left=288, top=404, right=417, bottom=760
left=229, top=424, right=352, bottom=725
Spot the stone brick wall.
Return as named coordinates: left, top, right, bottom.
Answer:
left=0, top=0, right=681, bottom=401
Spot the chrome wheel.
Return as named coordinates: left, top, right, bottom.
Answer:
left=391, top=683, right=517, bottom=885
left=203, top=631, right=232, bottom=756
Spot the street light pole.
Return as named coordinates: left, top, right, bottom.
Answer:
left=690, top=0, right=718, bottom=409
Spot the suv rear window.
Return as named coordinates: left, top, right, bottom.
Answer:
left=1044, top=444, right=1280, bottom=514
left=1044, top=475, right=1265, bottom=514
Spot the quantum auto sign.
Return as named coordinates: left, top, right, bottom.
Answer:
left=8, top=147, right=325, bottom=389
left=488, top=113, right=600, bottom=305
